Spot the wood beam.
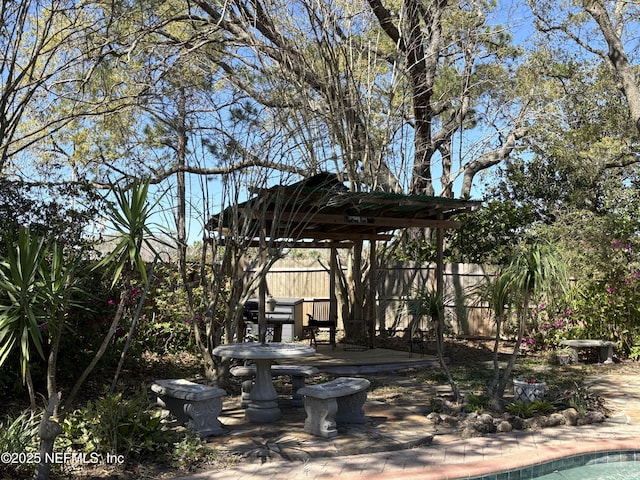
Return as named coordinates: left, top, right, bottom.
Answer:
left=253, top=210, right=463, bottom=229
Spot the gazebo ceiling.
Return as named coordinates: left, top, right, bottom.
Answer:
left=207, top=172, right=481, bottom=247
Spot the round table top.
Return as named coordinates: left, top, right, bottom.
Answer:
left=213, top=342, right=316, bottom=360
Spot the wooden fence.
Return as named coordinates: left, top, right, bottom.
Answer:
left=259, top=260, right=496, bottom=338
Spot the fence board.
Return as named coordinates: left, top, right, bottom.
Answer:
left=254, top=261, right=495, bottom=337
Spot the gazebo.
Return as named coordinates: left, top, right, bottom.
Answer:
left=207, top=172, right=480, bottom=347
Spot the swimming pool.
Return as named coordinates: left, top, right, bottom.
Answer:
left=465, top=450, right=640, bottom=480
left=535, top=460, right=638, bottom=479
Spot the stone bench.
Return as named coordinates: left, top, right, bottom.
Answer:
left=230, top=365, right=319, bottom=407
left=151, top=379, right=226, bottom=438
left=297, top=377, right=370, bottom=438
left=560, top=339, right=616, bottom=364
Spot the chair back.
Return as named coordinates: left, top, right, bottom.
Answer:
left=312, top=298, right=336, bottom=322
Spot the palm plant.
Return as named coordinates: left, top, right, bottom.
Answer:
left=486, top=241, right=568, bottom=406
left=411, top=287, right=461, bottom=403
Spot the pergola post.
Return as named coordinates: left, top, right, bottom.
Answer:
left=436, top=215, right=445, bottom=352
left=329, top=247, right=338, bottom=347
left=368, top=239, right=377, bottom=349
left=258, top=226, right=267, bottom=344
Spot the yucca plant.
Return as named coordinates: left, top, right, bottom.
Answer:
left=0, top=227, right=49, bottom=410
left=0, top=410, right=40, bottom=477
left=485, top=241, right=568, bottom=406
left=66, top=179, right=164, bottom=407
left=94, top=178, right=160, bottom=288
left=410, top=287, right=461, bottom=402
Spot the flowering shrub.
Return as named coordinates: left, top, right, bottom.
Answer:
left=520, top=304, right=581, bottom=351
left=136, top=264, right=204, bottom=354
left=567, top=240, right=640, bottom=355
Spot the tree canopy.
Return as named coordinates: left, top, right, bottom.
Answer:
left=1, top=0, right=640, bottom=253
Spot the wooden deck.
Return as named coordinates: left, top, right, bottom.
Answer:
left=279, top=343, right=440, bottom=375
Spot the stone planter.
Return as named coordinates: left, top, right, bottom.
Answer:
left=513, top=379, right=546, bottom=403
left=266, top=295, right=277, bottom=312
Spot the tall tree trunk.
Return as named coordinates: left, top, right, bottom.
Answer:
left=584, top=0, right=640, bottom=133
left=176, top=86, right=188, bottom=271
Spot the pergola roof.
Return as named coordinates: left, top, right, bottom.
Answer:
left=207, top=173, right=481, bottom=247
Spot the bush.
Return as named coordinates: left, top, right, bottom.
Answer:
left=59, top=387, right=220, bottom=471
left=0, top=410, right=40, bottom=478
left=506, top=399, right=555, bottom=418
left=557, top=382, right=607, bottom=415
left=60, top=387, right=178, bottom=460
left=463, top=393, right=491, bottom=413
left=567, top=241, right=640, bottom=356
left=135, top=263, right=205, bottom=355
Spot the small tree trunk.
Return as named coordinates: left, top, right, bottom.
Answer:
left=25, top=366, right=37, bottom=412
left=487, top=314, right=505, bottom=410
left=33, top=393, right=62, bottom=480
left=66, top=289, right=128, bottom=408
left=491, top=294, right=529, bottom=404
left=111, top=258, right=158, bottom=393
left=433, top=312, right=460, bottom=403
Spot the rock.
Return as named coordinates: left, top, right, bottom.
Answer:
left=497, top=420, right=513, bottom=433
left=478, top=413, right=494, bottom=424
left=426, top=412, right=442, bottom=424
left=608, top=412, right=631, bottom=424
left=505, top=415, right=526, bottom=430
left=471, top=413, right=497, bottom=434
left=525, top=417, right=543, bottom=430
left=562, top=408, right=579, bottom=426
left=461, top=426, right=480, bottom=438
left=441, top=414, right=459, bottom=426
left=585, top=411, right=605, bottom=424
left=540, top=413, right=566, bottom=428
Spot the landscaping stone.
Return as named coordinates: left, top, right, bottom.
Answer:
left=426, top=412, right=442, bottom=424
left=562, top=408, right=579, bottom=426
left=497, top=420, right=513, bottom=433
left=540, top=412, right=566, bottom=428
left=585, top=410, right=606, bottom=424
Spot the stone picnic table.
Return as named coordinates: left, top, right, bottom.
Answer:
left=212, top=342, right=316, bottom=423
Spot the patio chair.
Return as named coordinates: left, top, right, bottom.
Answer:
left=303, top=298, right=337, bottom=348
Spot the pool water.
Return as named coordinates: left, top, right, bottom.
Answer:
left=535, top=461, right=639, bottom=479
left=466, top=450, right=639, bottom=480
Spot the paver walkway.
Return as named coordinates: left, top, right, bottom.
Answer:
left=173, top=371, right=640, bottom=480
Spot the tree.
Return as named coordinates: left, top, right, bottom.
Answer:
left=529, top=0, right=640, bottom=154
left=368, top=0, right=528, bottom=197
left=0, top=1, right=140, bottom=176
